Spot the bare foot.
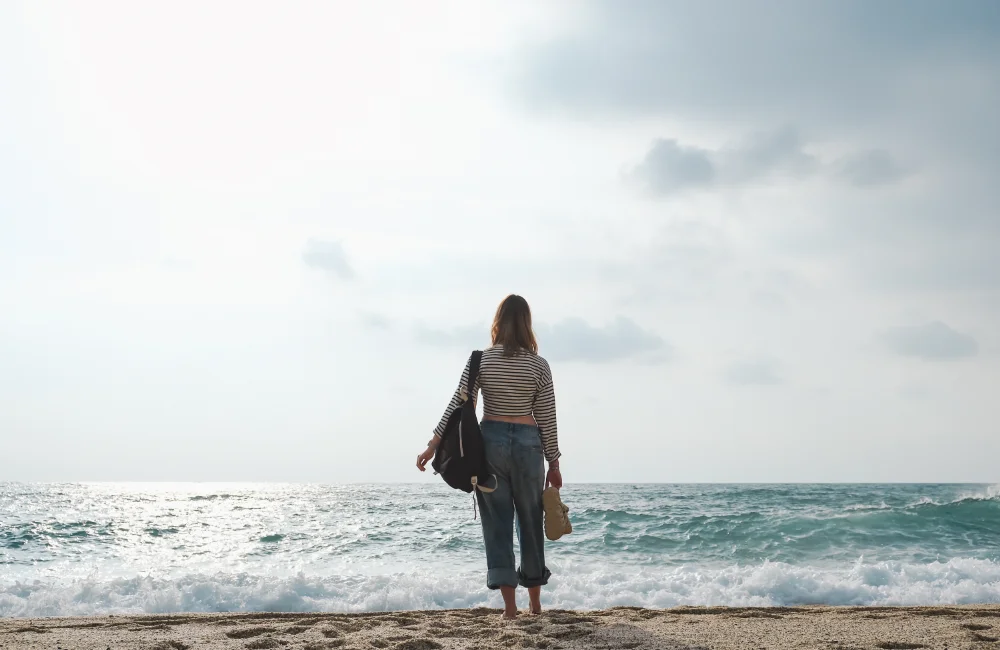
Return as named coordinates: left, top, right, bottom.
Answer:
left=499, top=585, right=518, bottom=621
left=528, top=585, right=542, bottom=615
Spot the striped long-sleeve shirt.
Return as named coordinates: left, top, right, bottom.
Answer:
left=432, top=346, right=560, bottom=462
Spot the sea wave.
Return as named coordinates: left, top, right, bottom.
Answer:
left=905, top=484, right=1000, bottom=509
left=4, top=483, right=1000, bottom=616
left=3, top=558, right=1000, bottom=617
left=563, top=491, right=1000, bottom=565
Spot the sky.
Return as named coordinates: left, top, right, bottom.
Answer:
left=1, top=1, right=999, bottom=483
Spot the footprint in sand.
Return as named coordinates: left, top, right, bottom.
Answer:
left=304, top=643, right=347, bottom=650
left=150, top=642, right=189, bottom=650
left=391, top=639, right=442, bottom=650
left=244, top=639, right=284, bottom=649
left=428, top=625, right=492, bottom=639
left=333, top=621, right=366, bottom=633
left=548, top=615, right=597, bottom=626
left=545, top=626, right=594, bottom=641
left=226, top=626, right=277, bottom=639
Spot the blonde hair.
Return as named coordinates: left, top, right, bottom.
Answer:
left=491, top=294, right=538, bottom=356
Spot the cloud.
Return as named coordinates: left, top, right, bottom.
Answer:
left=731, top=126, right=819, bottom=181
left=360, top=312, right=392, bottom=330
left=750, top=290, right=786, bottom=309
left=628, top=126, right=903, bottom=197
left=880, top=321, right=978, bottom=360
left=724, top=359, right=782, bottom=386
left=836, top=149, right=910, bottom=187
left=538, top=317, right=670, bottom=364
left=513, top=2, right=999, bottom=289
left=302, top=239, right=354, bottom=279
left=514, top=1, right=1000, bottom=136
left=628, top=138, right=715, bottom=195
left=413, top=316, right=670, bottom=364
left=784, top=182, right=1000, bottom=289
left=413, top=323, right=489, bottom=350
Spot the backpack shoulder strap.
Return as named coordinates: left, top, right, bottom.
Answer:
left=467, top=350, right=483, bottom=399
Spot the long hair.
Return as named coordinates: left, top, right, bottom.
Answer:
left=491, top=294, right=538, bottom=357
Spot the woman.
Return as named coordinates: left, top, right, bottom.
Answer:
left=416, top=294, right=562, bottom=619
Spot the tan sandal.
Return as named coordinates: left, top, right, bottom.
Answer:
left=542, top=487, right=572, bottom=541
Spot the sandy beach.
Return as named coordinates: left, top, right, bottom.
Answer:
left=4, top=606, right=1000, bottom=650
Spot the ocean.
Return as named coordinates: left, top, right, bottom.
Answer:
left=2, top=483, right=999, bottom=617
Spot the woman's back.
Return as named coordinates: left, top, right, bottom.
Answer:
left=432, top=345, right=561, bottom=463
left=480, top=346, right=548, bottom=416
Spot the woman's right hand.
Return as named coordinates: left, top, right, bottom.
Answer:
left=416, top=445, right=436, bottom=472
left=546, top=463, right=562, bottom=489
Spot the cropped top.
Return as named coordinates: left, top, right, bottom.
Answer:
left=432, top=346, right=560, bottom=462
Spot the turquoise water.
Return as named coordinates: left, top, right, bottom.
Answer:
left=2, top=483, right=999, bottom=616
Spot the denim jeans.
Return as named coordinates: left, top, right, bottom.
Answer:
left=476, top=420, right=551, bottom=590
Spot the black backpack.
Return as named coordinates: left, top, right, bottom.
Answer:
left=431, top=350, right=493, bottom=494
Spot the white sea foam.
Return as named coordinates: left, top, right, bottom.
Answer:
left=905, top=484, right=1000, bottom=508
left=956, top=484, right=1000, bottom=503
left=843, top=502, right=891, bottom=512
left=4, top=483, right=999, bottom=617
left=4, top=558, right=1000, bottom=617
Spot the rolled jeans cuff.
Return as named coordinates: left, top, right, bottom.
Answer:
left=486, top=567, right=519, bottom=590
left=518, top=566, right=551, bottom=588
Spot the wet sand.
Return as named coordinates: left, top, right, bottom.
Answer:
left=3, top=606, right=1000, bottom=649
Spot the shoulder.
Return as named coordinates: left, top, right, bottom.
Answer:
left=524, top=351, right=552, bottom=375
